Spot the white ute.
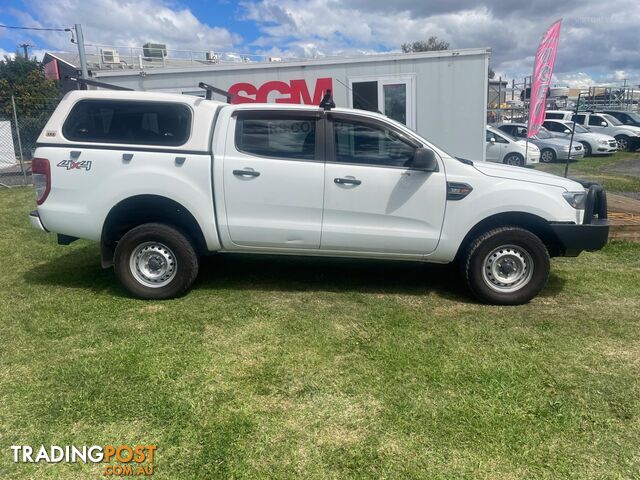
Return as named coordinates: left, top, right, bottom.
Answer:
left=29, top=90, right=610, bottom=304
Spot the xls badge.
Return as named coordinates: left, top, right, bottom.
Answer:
left=57, top=160, right=92, bottom=171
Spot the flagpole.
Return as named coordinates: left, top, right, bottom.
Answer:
left=564, top=92, right=582, bottom=178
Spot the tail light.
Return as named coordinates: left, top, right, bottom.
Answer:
left=32, top=157, right=51, bottom=205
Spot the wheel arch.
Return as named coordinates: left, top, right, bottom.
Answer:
left=454, top=211, right=564, bottom=261
left=101, top=195, right=208, bottom=268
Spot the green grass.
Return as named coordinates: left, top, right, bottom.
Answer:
left=1, top=187, right=640, bottom=479
left=535, top=150, right=640, bottom=192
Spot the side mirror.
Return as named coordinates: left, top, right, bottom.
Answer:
left=564, top=129, right=571, bottom=134
left=601, top=121, right=607, bottom=127
left=412, top=148, right=438, bottom=172
left=490, top=137, right=496, bottom=143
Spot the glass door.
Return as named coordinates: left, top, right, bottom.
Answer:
left=349, top=76, right=415, bottom=129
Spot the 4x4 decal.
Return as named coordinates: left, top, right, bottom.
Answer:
left=57, top=160, right=92, bottom=171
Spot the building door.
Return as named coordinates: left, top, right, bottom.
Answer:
left=349, top=76, right=416, bottom=129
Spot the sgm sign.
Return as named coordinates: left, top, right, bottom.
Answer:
left=229, top=77, right=333, bottom=104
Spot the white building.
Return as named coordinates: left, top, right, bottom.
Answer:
left=44, top=48, right=490, bottom=160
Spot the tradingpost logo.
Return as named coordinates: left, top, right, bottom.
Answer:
left=10, top=444, right=157, bottom=476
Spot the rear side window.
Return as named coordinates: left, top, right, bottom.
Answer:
left=62, top=100, right=192, bottom=146
left=235, top=113, right=317, bottom=160
left=572, top=114, right=586, bottom=124
left=546, top=112, right=564, bottom=119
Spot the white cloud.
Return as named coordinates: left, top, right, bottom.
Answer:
left=241, top=0, right=640, bottom=85
left=0, top=48, right=16, bottom=60
left=9, top=0, right=241, bottom=54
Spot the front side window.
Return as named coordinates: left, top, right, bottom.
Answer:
left=62, top=100, right=191, bottom=146
left=589, top=115, right=606, bottom=126
left=572, top=114, right=586, bottom=124
left=235, top=114, right=316, bottom=160
left=332, top=118, right=416, bottom=168
left=543, top=121, right=563, bottom=132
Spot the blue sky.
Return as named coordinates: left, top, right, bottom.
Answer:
left=1, top=0, right=638, bottom=87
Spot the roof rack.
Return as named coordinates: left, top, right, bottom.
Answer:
left=71, top=77, right=134, bottom=91
left=198, top=82, right=235, bottom=103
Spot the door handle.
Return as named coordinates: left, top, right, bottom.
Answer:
left=70, top=150, right=81, bottom=158
left=334, top=177, right=361, bottom=186
left=122, top=153, right=133, bottom=162
left=233, top=169, right=260, bottom=177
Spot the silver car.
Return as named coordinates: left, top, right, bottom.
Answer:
left=542, top=119, right=617, bottom=156
left=495, top=123, right=585, bottom=163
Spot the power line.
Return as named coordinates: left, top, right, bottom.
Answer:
left=0, top=24, right=69, bottom=32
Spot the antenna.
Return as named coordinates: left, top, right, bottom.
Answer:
left=319, top=89, right=335, bottom=110
left=198, top=82, right=235, bottom=103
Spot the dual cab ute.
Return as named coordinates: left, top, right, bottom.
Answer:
left=30, top=90, right=609, bottom=304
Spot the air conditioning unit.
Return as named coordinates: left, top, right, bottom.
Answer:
left=100, top=48, right=120, bottom=64
left=206, top=51, right=218, bottom=63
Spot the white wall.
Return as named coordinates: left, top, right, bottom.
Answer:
left=95, top=51, right=489, bottom=161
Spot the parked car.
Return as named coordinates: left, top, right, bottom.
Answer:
left=571, top=112, right=640, bottom=151
left=545, top=110, right=574, bottom=121
left=600, top=110, right=640, bottom=128
left=485, top=125, right=540, bottom=167
left=542, top=119, right=617, bottom=156
left=495, top=123, right=585, bottom=163
left=29, top=90, right=609, bottom=305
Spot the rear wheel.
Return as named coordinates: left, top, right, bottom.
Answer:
left=580, top=141, right=592, bottom=156
left=503, top=153, right=524, bottom=167
left=615, top=135, right=630, bottom=152
left=114, top=223, right=199, bottom=299
left=463, top=227, right=550, bottom=305
left=540, top=148, right=556, bottom=163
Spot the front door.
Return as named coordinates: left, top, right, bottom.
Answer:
left=486, top=129, right=507, bottom=162
left=222, top=110, right=325, bottom=249
left=321, top=113, right=446, bottom=256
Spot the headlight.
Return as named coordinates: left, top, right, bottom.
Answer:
left=563, top=191, right=587, bottom=209
left=597, top=139, right=609, bottom=145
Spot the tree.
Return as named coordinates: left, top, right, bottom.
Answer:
left=0, top=56, right=61, bottom=118
left=488, top=67, right=495, bottom=80
left=0, top=56, right=62, bottom=158
left=401, top=36, right=450, bottom=53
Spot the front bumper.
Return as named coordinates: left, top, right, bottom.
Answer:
left=29, top=210, right=47, bottom=232
left=549, top=184, right=609, bottom=256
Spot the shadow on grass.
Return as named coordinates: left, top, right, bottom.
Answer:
left=23, top=245, right=567, bottom=303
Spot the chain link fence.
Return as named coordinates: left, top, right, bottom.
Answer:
left=0, top=95, right=60, bottom=187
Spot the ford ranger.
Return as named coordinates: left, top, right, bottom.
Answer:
left=29, top=90, right=609, bottom=304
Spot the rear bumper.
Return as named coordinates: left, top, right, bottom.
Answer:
left=29, top=210, right=48, bottom=232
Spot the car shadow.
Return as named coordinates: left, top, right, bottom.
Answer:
left=24, top=245, right=567, bottom=304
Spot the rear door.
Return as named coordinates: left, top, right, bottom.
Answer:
left=321, top=113, right=446, bottom=256
left=222, top=110, right=325, bottom=249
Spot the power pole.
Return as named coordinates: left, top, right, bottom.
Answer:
left=74, top=24, right=89, bottom=78
left=18, top=43, right=33, bottom=59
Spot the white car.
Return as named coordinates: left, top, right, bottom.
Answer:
left=486, top=126, right=540, bottom=167
left=542, top=119, right=617, bottom=156
left=29, top=90, right=609, bottom=305
left=546, top=110, right=640, bottom=151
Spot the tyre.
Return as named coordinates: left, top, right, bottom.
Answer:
left=580, top=141, right=592, bottom=157
left=114, top=223, right=199, bottom=299
left=540, top=148, right=556, bottom=163
left=463, top=227, right=550, bottom=305
left=615, top=135, right=630, bottom=152
left=503, top=152, right=524, bottom=167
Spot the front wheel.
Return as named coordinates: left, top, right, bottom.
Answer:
left=503, top=153, right=524, bottom=167
left=463, top=227, right=550, bottom=305
left=615, top=135, right=630, bottom=152
left=580, top=141, right=592, bottom=156
left=114, top=223, right=199, bottom=299
left=540, top=148, right=556, bottom=163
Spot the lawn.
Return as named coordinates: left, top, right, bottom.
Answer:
left=1, top=187, right=639, bottom=479
left=535, top=150, right=640, bottom=193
